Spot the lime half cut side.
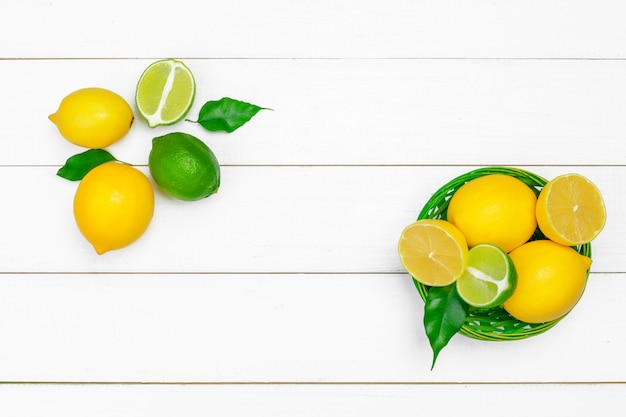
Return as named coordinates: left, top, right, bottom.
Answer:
left=135, top=59, right=196, bottom=128
left=456, top=244, right=517, bottom=309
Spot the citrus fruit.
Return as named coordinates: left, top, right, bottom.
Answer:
left=135, top=58, right=196, bottom=127
left=148, top=132, right=220, bottom=201
left=49, top=87, right=134, bottom=148
left=503, top=239, right=592, bottom=323
left=536, top=173, right=606, bottom=246
left=447, top=174, right=537, bottom=253
left=398, top=219, right=469, bottom=287
left=456, top=244, right=517, bottom=309
left=73, top=161, right=154, bottom=255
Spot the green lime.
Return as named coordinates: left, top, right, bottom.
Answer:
left=455, top=243, right=517, bottom=309
left=135, top=59, right=196, bottom=128
left=148, top=132, right=220, bottom=201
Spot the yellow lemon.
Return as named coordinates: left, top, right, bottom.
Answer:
left=398, top=219, right=469, bottom=287
left=447, top=174, right=537, bottom=253
left=536, top=173, right=606, bottom=246
left=49, top=87, right=134, bottom=148
left=73, top=162, right=154, bottom=254
left=503, top=240, right=592, bottom=323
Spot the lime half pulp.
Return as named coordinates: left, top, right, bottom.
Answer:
left=456, top=243, right=517, bottom=309
left=135, top=59, right=196, bottom=128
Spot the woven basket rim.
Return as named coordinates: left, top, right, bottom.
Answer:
left=414, top=166, right=592, bottom=341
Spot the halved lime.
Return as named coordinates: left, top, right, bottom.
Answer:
left=456, top=244, right=517, bottom=309
left=135, top=59, right=196, bottom=128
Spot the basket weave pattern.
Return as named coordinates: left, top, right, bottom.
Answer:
left=414, top=167, right=592, bottom=341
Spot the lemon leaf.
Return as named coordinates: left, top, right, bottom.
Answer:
left=423, top=285, right=468, bottom=370
left=189, top=97, right=270, bottom=133
left=57, top=149, right=117, bottom=181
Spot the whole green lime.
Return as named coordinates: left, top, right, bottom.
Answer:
left=148, top=132, right=220, bottom=201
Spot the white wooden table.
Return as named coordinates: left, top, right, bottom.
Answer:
left=1, top=0, right=624, bottom=414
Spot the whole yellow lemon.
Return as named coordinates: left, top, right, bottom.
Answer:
left=447, top=174, right=537, bottom=253
left=49, top=87, right=134, bottom=148
left=503, top=240, right=592, bottom=323
left=73, top=162, right=154, bottom=254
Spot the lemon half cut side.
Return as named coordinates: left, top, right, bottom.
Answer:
left=536, top=173, right=606, bottom=246
left=398, top=219, right=469, bottom=287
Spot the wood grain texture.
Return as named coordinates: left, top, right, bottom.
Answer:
left=0, top=383, right=624, bottom=417
left=0, top=166, right=621, bottom=273
left=3, top=59, right=626, bottom=166
left=0, top=0, right=624, bottom=413
left=0, top=272, right=622, bottom=383
left=2, top=1, right=626, bottom=59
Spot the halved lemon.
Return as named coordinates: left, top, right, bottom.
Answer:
left=135, top=58, right=196, bottom=128
left=536, top=173, right=606, bottom=246
left=398, top=219, right=469, bottom=287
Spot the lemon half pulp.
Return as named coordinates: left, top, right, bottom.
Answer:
left=536, top=173, right=606, bottom=246
left=398, top=219, right=469, bottom=287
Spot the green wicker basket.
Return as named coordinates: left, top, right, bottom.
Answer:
left=414, top=166, right=592, bottom=341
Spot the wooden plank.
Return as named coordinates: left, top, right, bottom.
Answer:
left=3, top=0, right=625, bottom=406
left=0, top=273, right=621, bottom=383
left=3, top=58, right=625, bottom=166
left=0, top=165, right=621, bottom=273
left=2, top=1, right=626, bottom=59
left=0, top=383, right=623, bottom=416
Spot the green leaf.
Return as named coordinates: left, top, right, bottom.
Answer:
left=423, top=284, right=469, bottom=370
left=189, top=97, right=270, bottom=133
left=57, top=149, right=117, bottom=181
